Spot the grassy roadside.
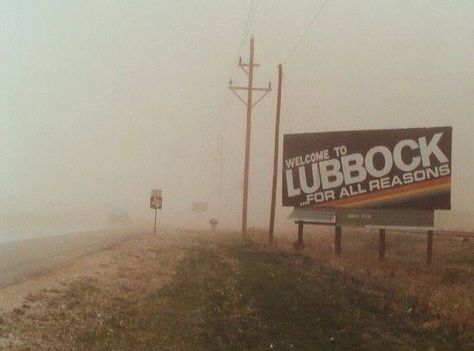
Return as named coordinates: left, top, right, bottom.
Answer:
left=230, top=241, right=470, bottom=350
left=183, top=239, right=468, bottom=350
left=247, top=227, right=474, bottom=339
left=0, top=234, right=471, bottom=350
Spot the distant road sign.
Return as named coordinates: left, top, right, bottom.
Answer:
left=192, top=202, right=208, bottom=212
left=150, top=189, right=162, bottom=209
left=283, top=127, right=452, bottom=210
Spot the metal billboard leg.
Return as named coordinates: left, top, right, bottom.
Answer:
left=294, top=221, right=305, bottom=250
left=335, top=226, right=342, bottom=257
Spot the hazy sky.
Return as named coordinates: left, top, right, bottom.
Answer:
left=1, top=1, right=473, bottom=230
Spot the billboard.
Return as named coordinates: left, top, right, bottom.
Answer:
left=150, top=189, right=162, bottom=209
left=282, top=127, right=452, bottom=209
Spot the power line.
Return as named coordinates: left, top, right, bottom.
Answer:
left=283, top=0, right=330, bottom=64
left=281, top=70, right=293, bottom=134
left=236, top=0, right=257, bottom=63
left=217, top=95, right=231, bottom=210
left=217, top=0, right=258, bottom=218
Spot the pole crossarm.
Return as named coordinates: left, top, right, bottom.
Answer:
left=229, top=86, right=270, bottom=91
left=228, top=87, right=247, bottom=106
left=239, top=64, right=260, bottom=76
left=228, top=81, right=271, bottom=108
left=252, top=88, right=271, bottom=107
left=239, top=63, right=260, bottom=67
left=238, top=57, right=260, bottom=76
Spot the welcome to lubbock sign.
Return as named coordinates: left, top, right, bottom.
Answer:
left=282, top=127, right=452, bottom=209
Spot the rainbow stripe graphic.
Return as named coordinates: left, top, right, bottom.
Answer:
left=311, top=176, right=451, bottom=208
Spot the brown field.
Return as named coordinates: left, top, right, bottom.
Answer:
left=248, top=226, right=474, bottom=340
left=0, top=229, right=471, bottom=350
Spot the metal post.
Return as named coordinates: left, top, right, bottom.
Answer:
left=269, top=64, right=283, bottom=244
left=335, top=226, right=342, bottom=257
left=154, top=208, right=157, bottom=237
left=379, top=229, right=386, bottom=262
left=294, top=221, right=305, bottom=250
left=427, top=230, right=433, bottom=265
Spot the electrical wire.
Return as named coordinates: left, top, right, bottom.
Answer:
left=281, top=71, right=293, bottom=134
left=217, top=0, right=258, bottom=217
left=282, top=0, right=330, bottom=64
left=235, top=0, right=257, bottom=63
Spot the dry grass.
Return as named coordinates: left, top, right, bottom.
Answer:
left=0, top=230, right=471, bottom=349
left=248, top=226, right=474, bottom=340
left=0, top=234, right=186, bottom=350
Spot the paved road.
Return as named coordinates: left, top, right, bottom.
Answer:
left=0, top=230, right=134, bottom=288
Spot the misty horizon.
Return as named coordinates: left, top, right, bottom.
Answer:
left=1, top=1, right=473, bottom=233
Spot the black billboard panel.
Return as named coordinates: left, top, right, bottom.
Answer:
left=282, top=127, right=452, bottom=209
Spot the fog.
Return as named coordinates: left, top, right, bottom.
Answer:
left=1, top=1, right=473, bottom=236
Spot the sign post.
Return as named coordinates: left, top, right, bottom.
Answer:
left=150, top=189, right=162, bottom=237
left=154, top=207, right=157, bottom=236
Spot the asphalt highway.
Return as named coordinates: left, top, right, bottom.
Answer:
left=0, top=229, right=134, bottom=288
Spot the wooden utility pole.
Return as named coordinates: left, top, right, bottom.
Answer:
left=268, top=64, right=283, bottom=244
left=229, top=35, right=271, bottom=236
left=218, top=132, right=224, bottom=211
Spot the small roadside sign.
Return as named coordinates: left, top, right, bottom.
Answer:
left=150, top=189, right=162, bottom=210
left=150, top=189, right=162, bottom=236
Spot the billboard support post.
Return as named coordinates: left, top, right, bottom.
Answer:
left=294, top=221, right=305, bottom=250
left=427, top=230, right=433, bottom=265
left=379, top=229, right=386, bottom=262
left=335, top=226, right=342, bottom=257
